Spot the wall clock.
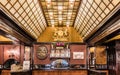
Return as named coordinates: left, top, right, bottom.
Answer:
left=36, top=45, right=48, bottom=60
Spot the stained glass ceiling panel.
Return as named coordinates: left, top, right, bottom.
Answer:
left=74, top=0, right=120, bottom=40
left=0, top=0, right=47, bottom=39
left=0, top=0, right=120, bottom=41
left=40, top=0, right=81, bottom=27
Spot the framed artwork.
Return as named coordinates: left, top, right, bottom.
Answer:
left=73, top=52, right=84, bottom=59
left=36, top=45, right=48, bottom=60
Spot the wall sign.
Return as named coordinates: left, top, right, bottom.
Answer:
left=73, top=52, right=84, bottom=59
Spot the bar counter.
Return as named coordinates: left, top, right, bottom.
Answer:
left=32, top=69, right=88, bottom=75
left=0, top=69, right=109, bottom=75
left=1, top=70, right=32, bottom=75
left=0, top=69, right=88, bottom=75
left=11, top=70, right=32, bottom=75
left=88, top=69, right=108, bottom=75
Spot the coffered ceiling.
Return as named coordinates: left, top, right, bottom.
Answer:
left=0, top=0, right=120, bottom=42
left=40, top=0, right=81, bottom=27
left=74, top=0, right=120, bottom=40
left=0, top=0, right=47, bottom=39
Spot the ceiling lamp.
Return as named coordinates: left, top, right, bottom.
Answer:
left=46, top=0, right=51, bottom=7
left=47, top=3, right=51, bottom=7
left=59, top=17, right=62, bottom=21
left=68, top=16, right=71, bottom=19
left=51, top=20, right=54, bottom=24
left=49, top=12, right=53, bottom=16
left=67, top=25, right=69, bottom=27
left=58, top=11, right=62, bottom=14
left=46, top=0, right=51, bottom=3
left=69, top=0, right=75, bottom=3
left=52, top=25, right=55, bottom=27
left=59, top=21, right=62, bottom=24
left=66, top=21, right=70, bottom=26
left=68, top=12, right=72, bottom=15
left=59, top=16, right=62, bottom=24
left=58, top=6, right=63, bottom=10
left=70, top=4, right=74, bottom=7
left=50, top=16, right=53, bottom=19
left=68, top=12, right=72, bottom=18
left=69, top=0, right=74, bottom=7
left=66, top=22, right=70, bottom=27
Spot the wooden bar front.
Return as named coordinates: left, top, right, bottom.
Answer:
left=32, top=70, right=88, bottom=75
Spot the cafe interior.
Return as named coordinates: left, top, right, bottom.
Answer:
left=0, top=0, right=120, bottom=75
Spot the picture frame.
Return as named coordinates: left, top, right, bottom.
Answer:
left=73, top=52, right=84, bottom=59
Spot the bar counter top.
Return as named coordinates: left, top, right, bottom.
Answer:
left=33, top=67, right=87, bottom=70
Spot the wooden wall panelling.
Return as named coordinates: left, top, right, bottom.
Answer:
left=116, top=41, right=120, bottom=75
left=60, top=70, right=70, bottom=75
left=70, top=44, right=87, bottom=64
left=3, top=45, right=20, bottom=63
left=32, top=70, right=59, bottom=75
left=1, top=70, right=10, bottom=75
left=0, top=44, right=26, bottom=68
left=95, top=46, right=107, bottom=64
left=69, top=70, right=87, bottom=75
left=116, top=63, right=120, bottom=75
left=20, top=45, right=24, bottom=64
left=32, top=70, right=88, bottom=75
left=48, top=71, right=59, bottom=75
left=32, top=70, right=49, bottom=75
left=0, top=45, right=4, bottom=64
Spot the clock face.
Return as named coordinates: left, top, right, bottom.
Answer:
left=36, top=45, right=48, bottom=60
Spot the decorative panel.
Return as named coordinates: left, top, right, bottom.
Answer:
left=0, top=0, right=47, bottom=39
left=74, top=0, right=120, bottom=39
left=40, top=0, right=81, bottom=27
left=37, top=27, right=83, bottom=42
